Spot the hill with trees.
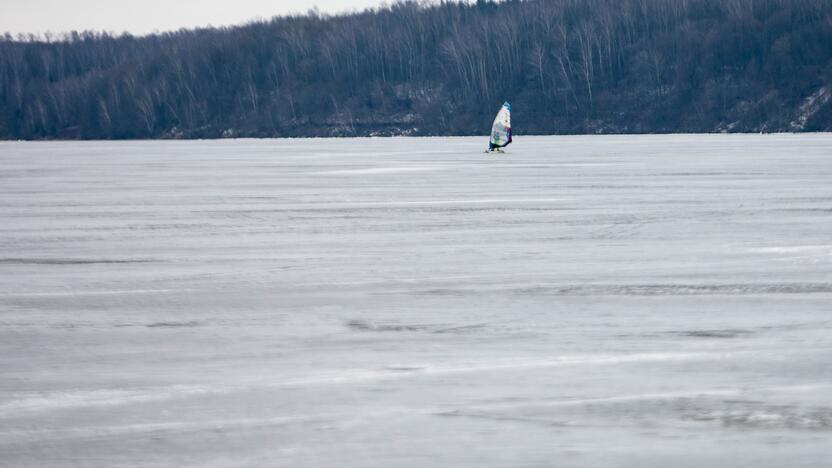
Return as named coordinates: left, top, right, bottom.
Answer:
left=1, top=0, right=831, bottom=139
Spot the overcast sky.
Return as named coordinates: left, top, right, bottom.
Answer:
left=1, top=0, right=387, bottom=36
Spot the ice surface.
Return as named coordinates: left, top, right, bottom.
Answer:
left=1, top=134, right=831, bottom=467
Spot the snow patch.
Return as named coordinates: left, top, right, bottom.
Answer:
left=315, top=166, right=439, bottom=175
left=790, top=87, right=831, bottom=131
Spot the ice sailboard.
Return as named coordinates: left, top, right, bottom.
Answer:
left=487, top=102, right=512, bottom=152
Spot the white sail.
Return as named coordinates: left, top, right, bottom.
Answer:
left=489, top=102, right=512, bottom=150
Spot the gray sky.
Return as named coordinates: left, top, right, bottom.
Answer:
left=1, top=0, right=387, bottom=36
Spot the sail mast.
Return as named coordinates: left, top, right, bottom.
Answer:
left=488, top=102, right=512, bottom=151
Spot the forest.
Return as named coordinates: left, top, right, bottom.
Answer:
left=1, top=0, right=831, bottom=139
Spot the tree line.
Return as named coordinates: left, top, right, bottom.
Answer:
left=1, top=0, right=831, bottom=139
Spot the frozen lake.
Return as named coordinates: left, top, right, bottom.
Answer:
left=1, top=134, right=831, bottom=467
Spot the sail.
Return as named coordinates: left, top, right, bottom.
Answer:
left=489, top=102, right=512, bottom=149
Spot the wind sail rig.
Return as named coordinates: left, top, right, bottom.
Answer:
left=488, top=102, right=512, bottom=151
